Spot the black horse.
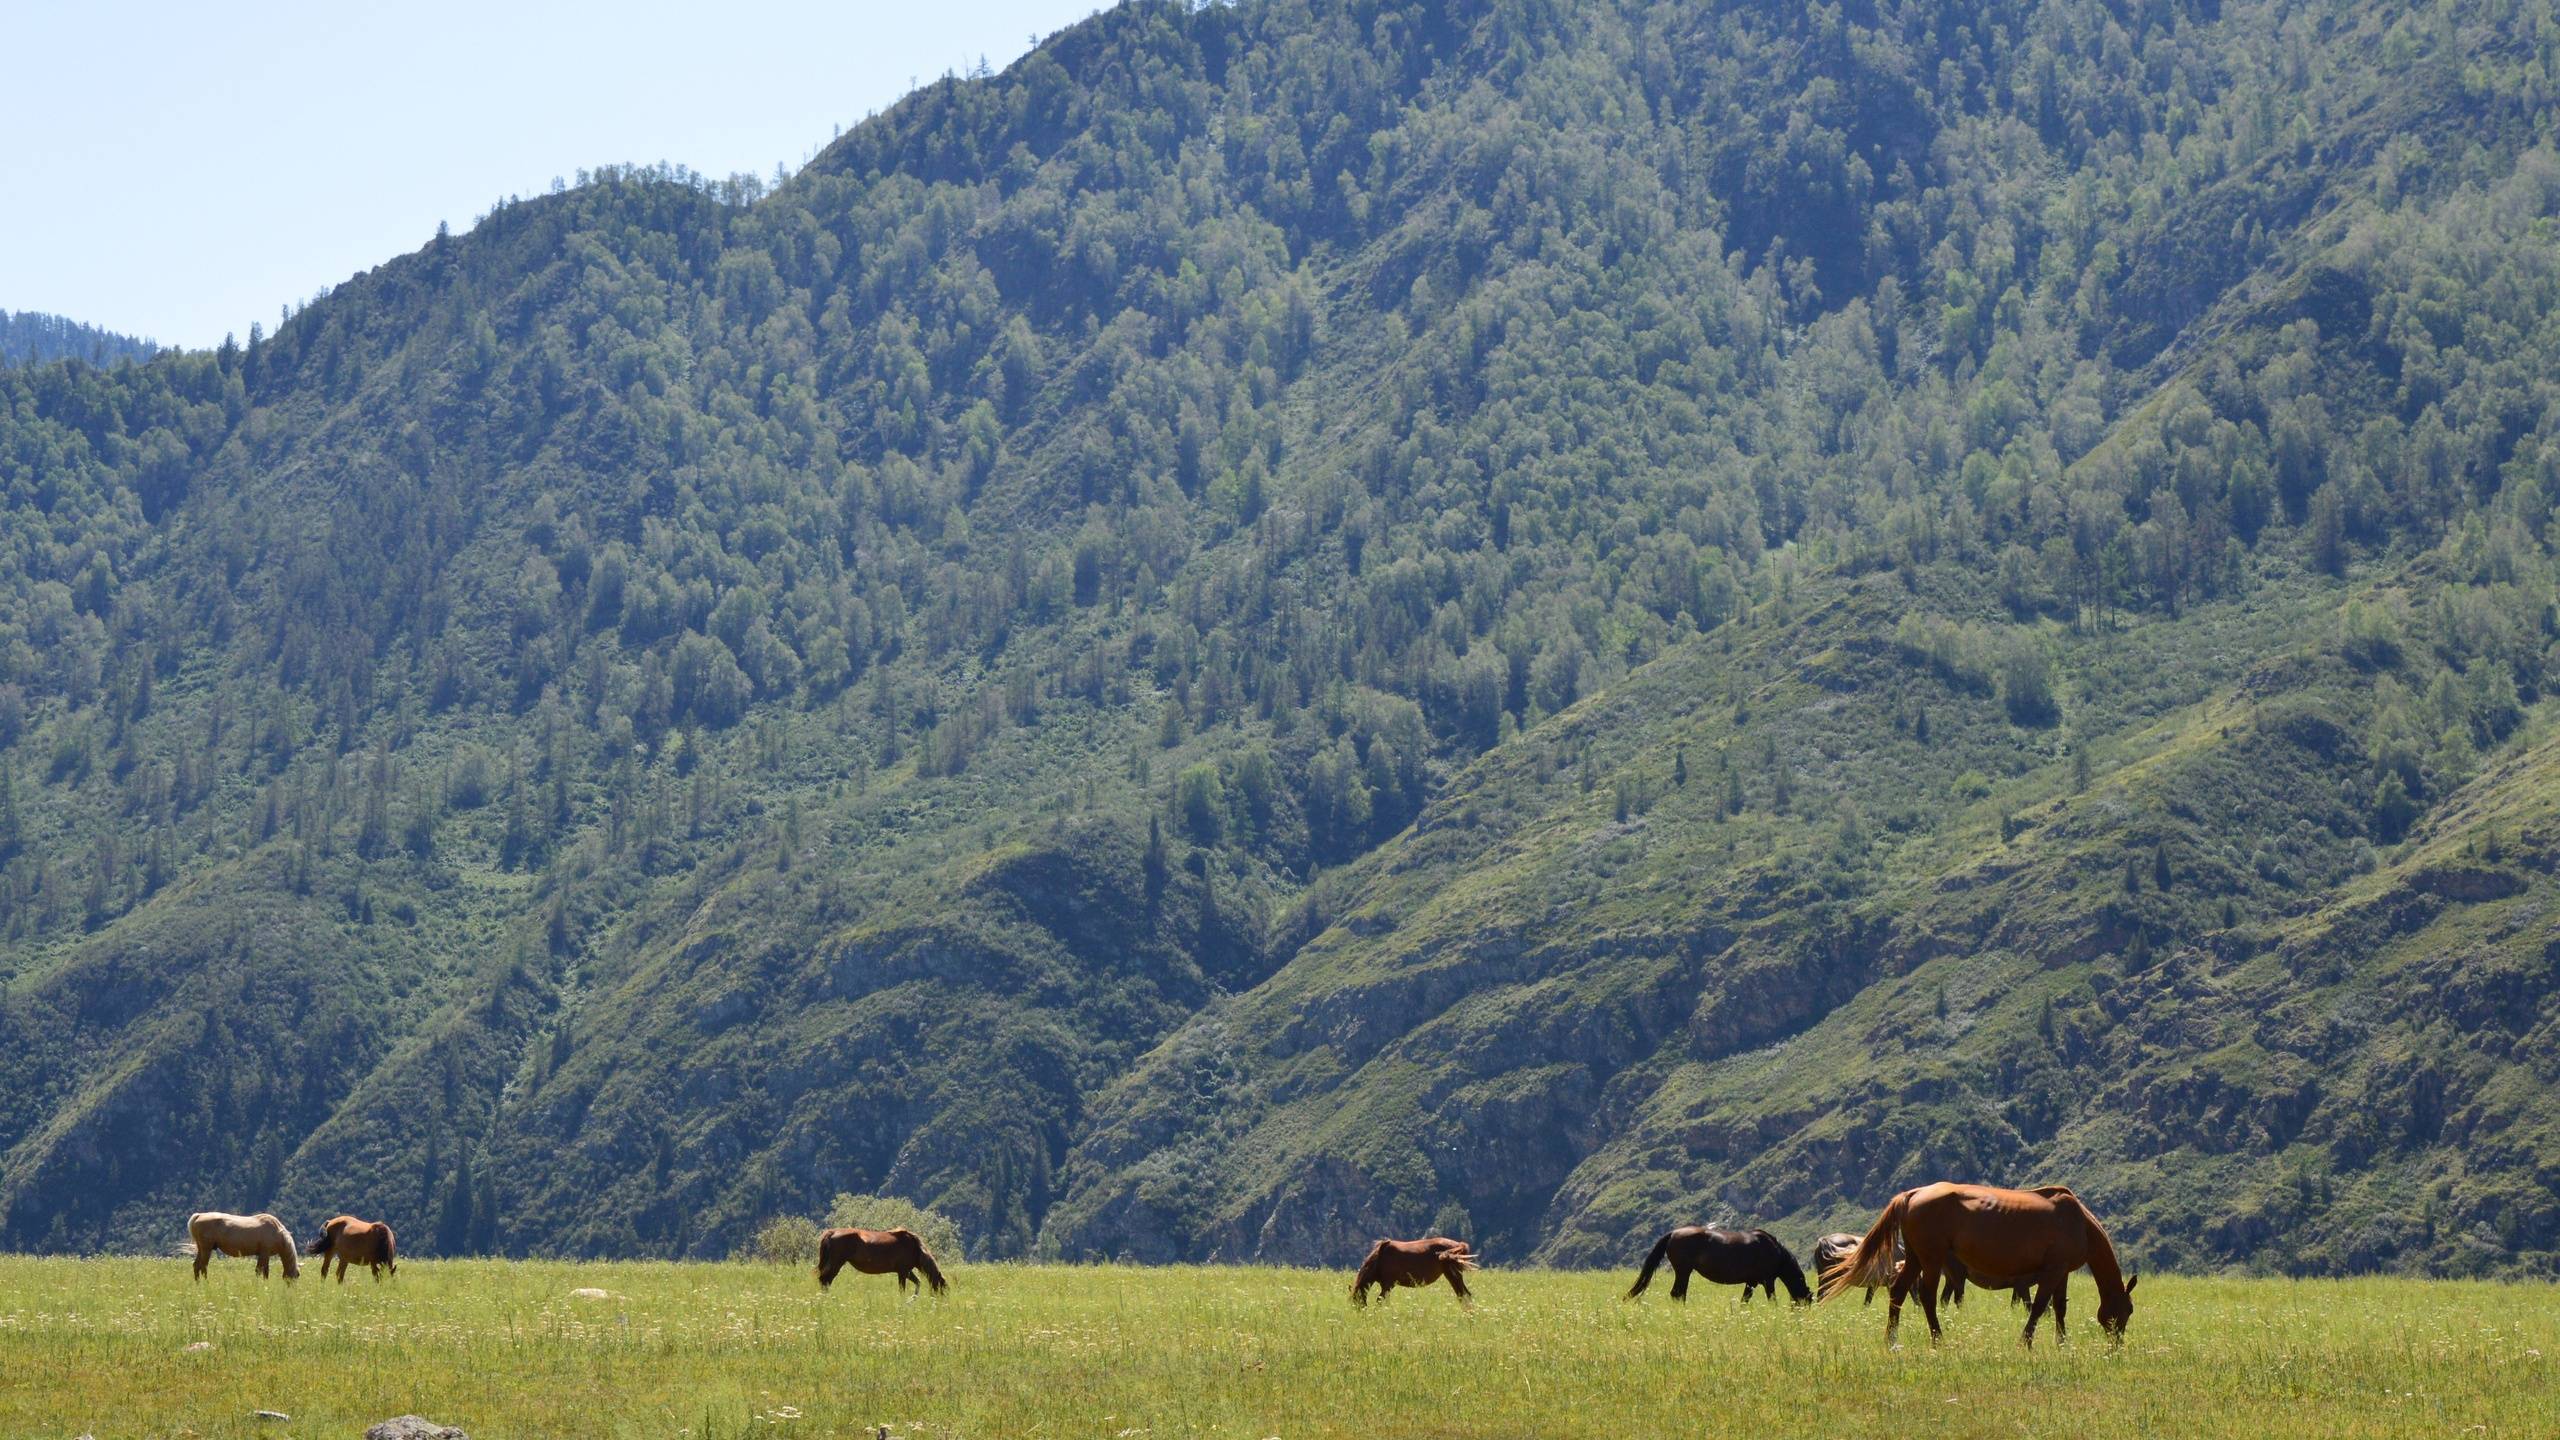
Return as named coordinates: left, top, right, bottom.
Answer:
left=1627, top=1226, right=1812, bottom=1302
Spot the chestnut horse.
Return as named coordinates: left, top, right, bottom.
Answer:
left=1627, top=1226, right=1810, bottom=1303
left=188, top=1212, right=300, bottom=1281
left=1350, top=1236, right=1476, bottom=1306
left=815, top=1227, right=947, bottom=1295
left=307, top=1215, right=398, bottom=1281
left=1821, top=1182, right=2136, bottom=1346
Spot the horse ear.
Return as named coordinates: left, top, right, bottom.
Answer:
left=2126, top=1271, right=2138, bottom=1292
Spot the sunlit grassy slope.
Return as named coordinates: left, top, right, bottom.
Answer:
left=1, top=1259, right=2551, bottom=1439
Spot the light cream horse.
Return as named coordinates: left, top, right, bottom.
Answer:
left=189, top=1212, right=300, bottom=1281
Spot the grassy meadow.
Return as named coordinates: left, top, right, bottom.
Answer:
left=0, top=1260, right=2552, bottom=1439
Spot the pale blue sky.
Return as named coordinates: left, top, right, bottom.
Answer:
left=2, top=1, right=1108, bottom=349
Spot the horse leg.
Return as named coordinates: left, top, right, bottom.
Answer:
left=2020, top=1281, right=2053, bottom=1347
left=1884, top=1264, right=1918, bottom=1347
left=2051, top=1276, right=2069, bottom=1344
left=193, top=1244, right=209, bottom=1281
left=1913, top=1268, right=1944, bottom=1344
left=1668, top=1261, right=1690, bottom=1301
left=256, top=1253, right=270, bottom=1279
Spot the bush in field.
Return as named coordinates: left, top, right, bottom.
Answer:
left=825, top=1193, right=966, bottom=1262
left=747, top=1214, right=821, bottom=1266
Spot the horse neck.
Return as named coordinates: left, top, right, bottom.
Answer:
left=2078, top=1212, right=2129, bottom=1301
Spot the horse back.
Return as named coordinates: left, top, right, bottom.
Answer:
left=1916, top=1183, right=2084, bottom=1275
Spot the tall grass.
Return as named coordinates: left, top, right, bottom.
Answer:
left=0, top=1260, right=2549, bottom=1438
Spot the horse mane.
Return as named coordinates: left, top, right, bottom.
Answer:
left=1350, top=1241, right=1388, bottom=1304
left=2047, top=1189, right=2128, bottom=1290
left=1763, top=1235, right=1813, bottom=1301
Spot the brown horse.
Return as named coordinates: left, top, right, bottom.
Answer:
left=188, top=1212, right=300, bottom=1281
left=307, top=1215, right=398, bottom=1281
left=815, top=1227, right=947, bottom=1295
left=1938, top=1254, right=2036, bottom=1308
left=1350, top=1236, right=1477, bottom=1306
left=1627, top=1226, right=1810, bottom=1302
left=1821, top=1182, right=2136, bottom=1346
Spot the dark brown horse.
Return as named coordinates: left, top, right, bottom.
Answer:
left=1821, top=1182, right=2136, bottom=1346
left=1350, top=1236, right=1476, bottom=1306
left=815, top=1227, right=947, bottom=1295
left=1627, top=1226, right=1810, bottom=1303
left=306, top=1215, right=397, bottom=1281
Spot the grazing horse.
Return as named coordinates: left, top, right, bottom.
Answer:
left=1820, top=1182, right=2137, bottom=1347
left=1938, top=1254, right=2035, bottom=1308
left=307, top=1215, right=397, bottom=1282
left=188, top=1212, right=300, bottom=1281
left=815, top=1227, right=947, bottom=1295
left=1627, top=1226, right=1811, bottom=1303
left=1813, top=1231, right=1895, bottom=1305
left=1817, top=1229, right=2017, bottom=1309
left=1350, top=1236, right=1477, bottom=1306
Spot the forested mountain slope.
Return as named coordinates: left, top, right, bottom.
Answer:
left=2, top=0, right=2556, bottom=1273
left=0, top=311, right=159, bottom=370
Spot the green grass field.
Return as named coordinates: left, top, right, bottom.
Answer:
left=0, top=1259, right=2551, bottom=1438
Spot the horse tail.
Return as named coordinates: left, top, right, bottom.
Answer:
left=1820, top=1191, right=1909, bottom=1302
left=1625, top=1232, right=1672, bottom=1299
left=381, top=1225, right=397, bottom=1272
left=1761, top=1232, right=1813, bottom=1302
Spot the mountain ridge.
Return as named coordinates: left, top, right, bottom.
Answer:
left=1, top=0, right=2555, bottom=1274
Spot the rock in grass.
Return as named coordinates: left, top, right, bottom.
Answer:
left=570, top=1286, right=611, bottom=1299
left=365, top=1418, right=469, bottom=1440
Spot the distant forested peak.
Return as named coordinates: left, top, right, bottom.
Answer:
left=0, top=309, right=162, bottom=369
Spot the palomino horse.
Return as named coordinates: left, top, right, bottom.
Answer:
left=815, top=1227, right=947, bottom=1295
left=307, top=1215, right=398, bottom=1281
left=1813, top=1231, right=1892, bottom=1305
left=1821, top=1182, right=2136, bottom=1346
left=1350, top=1236, right=1477, bottom=1306
left=188, top=1212, right=300, bottom=1281
left=1627, top=1226, right=1811, bottom=1302
left=1817, top=1230, right=2016, bottom=1308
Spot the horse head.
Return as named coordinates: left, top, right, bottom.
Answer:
left=2098, top=1269, right=2136, bottom=1339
